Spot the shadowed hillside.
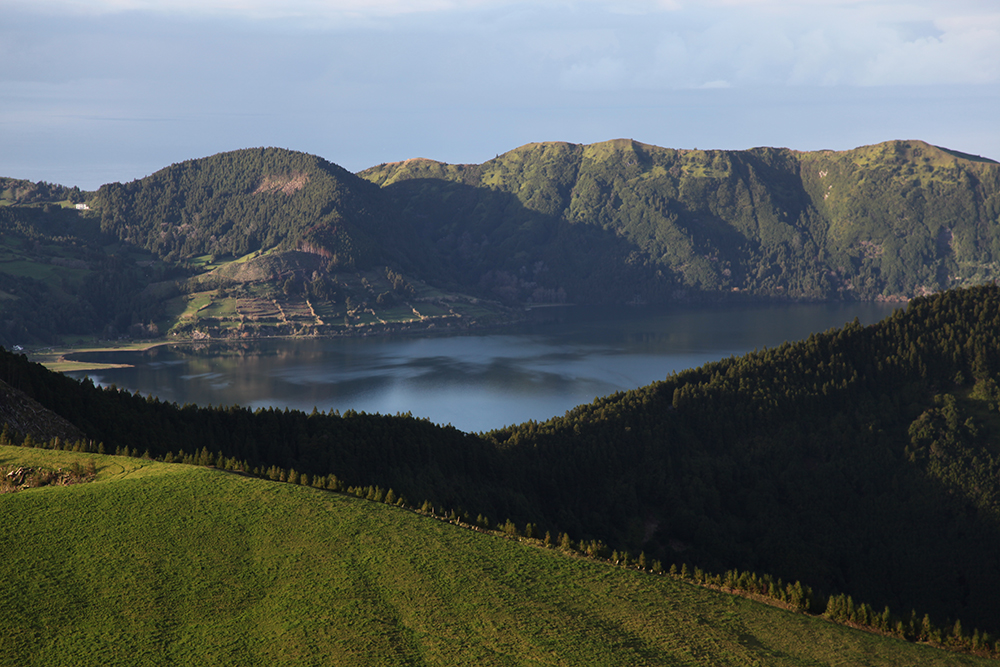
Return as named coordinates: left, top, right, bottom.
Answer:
left=362, top=139, right=1000, bottom=303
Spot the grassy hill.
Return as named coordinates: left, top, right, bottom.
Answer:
left=0, top=446, right=992, bottom=667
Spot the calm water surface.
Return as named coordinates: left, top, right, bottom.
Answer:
left=68, top=302, right=902, bottom=433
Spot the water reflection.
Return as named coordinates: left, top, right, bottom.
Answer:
left=68, top=301, right=902, bottom=432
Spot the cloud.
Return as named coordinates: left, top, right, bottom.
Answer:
left=546, top=1, right=1000, bottom=89
left=7, top=0, right=999, bottom=90
left=560, top=57, right=629, bottom=90
left=859, top=14, right=1000, bottom=85
left=9, top=0, right=481, bottom=19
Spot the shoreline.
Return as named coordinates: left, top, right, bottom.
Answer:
left=30, top=312, right=529, bottom=373
left=27, top=295, right=908, bottom=373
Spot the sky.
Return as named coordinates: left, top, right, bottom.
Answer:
left=2, top=0, right=998, bottom=190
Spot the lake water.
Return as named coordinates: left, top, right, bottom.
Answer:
left=68, top=302, right=902, bottom=433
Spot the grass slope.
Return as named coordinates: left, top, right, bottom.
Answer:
left=0, top=447, right=990, bottom=666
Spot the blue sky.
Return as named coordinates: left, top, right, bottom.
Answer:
left=2, top=0, right=998, bottom=189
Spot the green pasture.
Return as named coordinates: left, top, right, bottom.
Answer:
left=352, top=310, right=380, bottom=326
left=162, top=291, right=217, bottom=324
left=198, top=296, right=238, bottom=319
left=311, top=300, right=343, bottom=319
left=0, top=446, right=990, bottom=667
left=412, top=302, right=453, bottom=317
left=0, top=258, right=58, bottom=281
left=451, top=302, right=499, bottom=318
left=30, top=340, right=163, bottom=372
left=373, top=304, right=419, bottom=323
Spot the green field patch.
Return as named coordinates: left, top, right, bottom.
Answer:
left=408, top=282, right=451, bottom=300
left=352, top=310, right=380, bottom=326
left=373, top=305, right=419, bottom=322
left=30, top=341, right=166, bottom=371
left=39, top=359, right=134, bottom=373
left=242, top=283, right=276, bottom=299
left=311, top=300, right=343, bottom=320
left=358, top=271, right=393, bottom=291
left=188, top=254, right=214, bottom=269
left=449, top=302, right=497, bottom=318
left=412, top=301, right=452, bottom=317
left=160, top=292, right=216, bottom=332
left=0, top=258, right=57, bottom=281
left=181, top=292, right=215, bottom=318
left=199, top=296, right=238, bottom=319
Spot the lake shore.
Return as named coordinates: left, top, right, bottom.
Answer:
left=29, top=310, right=529, bottom=372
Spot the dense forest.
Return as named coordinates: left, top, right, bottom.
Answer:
left=0, top=203, right=173, bottom=342
left=3, top=284, right=1000, bottom=638
left=91, top=148, right=406, bottom=268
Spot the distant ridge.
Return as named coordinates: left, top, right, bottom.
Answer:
left=361, top=138, right=1000, bottom=304
left=3, top=138, right=1000, bottom=343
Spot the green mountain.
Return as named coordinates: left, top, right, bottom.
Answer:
left=92, top=148, right=400, bottom=268
left=4, top=284, right=1000, bottom=640
left=0, top=446, right=991, bottom=666
left=0, top=150, right=513, bottom=346
left=2, top=139, right=999, bottom=344
left=361, top=139, right=1000, bottom=303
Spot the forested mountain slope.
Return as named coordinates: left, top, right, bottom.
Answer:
left=488, top=283, right=1000, bottom=633
left=362, top=139, right=1000, bottom=302
left=0, top=150, right=502, bottom=346
left=92, top=147, right=414, bottom=270
left=3, top=285, right=1000, bottom=636
left=0, top=197, right=170, bottom=343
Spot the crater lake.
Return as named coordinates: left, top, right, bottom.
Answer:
left=66, top=301, right=902, bottom=433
